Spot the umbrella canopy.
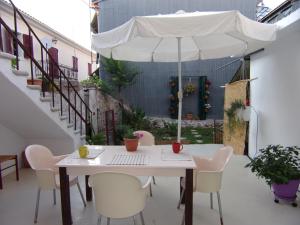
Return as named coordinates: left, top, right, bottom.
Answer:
left=92, top=10, right=277, bottom=62
left=92, top=10, right=277, bottom=141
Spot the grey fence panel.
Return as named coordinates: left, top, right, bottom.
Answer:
left=99, top=0, right=256, bottom=119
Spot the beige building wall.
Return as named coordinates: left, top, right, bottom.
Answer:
left=0, top=2, right=96, bottom=81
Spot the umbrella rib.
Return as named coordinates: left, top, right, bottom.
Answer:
left=191, top=36, right=202, bottom=60
left=151, top=38, right=163, bottom=62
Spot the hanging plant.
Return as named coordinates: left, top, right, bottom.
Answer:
left=225, top=99, right=245, bottom=135
left=183, top=83, right=196, bottom=96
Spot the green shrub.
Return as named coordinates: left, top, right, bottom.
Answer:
left=87, top=132, right=106, bottom=145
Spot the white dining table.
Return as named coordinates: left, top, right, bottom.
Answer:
left=56, top=145, right=197, bottom=225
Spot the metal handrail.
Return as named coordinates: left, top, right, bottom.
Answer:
left=0, top=0, right=95, bottom=135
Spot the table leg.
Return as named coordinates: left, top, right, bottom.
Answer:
left=0, top=163, right=3, bottom=190
left=59, top=167, right=72, bottom=225
left=185, top=169, right=193, bottom=225
left=85, top=175, right=93, bottom=201
left=15, top=155, right=19, bottom=181
left=180, top=177, right=185, bottom=204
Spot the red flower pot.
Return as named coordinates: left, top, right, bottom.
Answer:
left=124, top=138, right=139, bottom=152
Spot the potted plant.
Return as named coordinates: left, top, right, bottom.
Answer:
left=186, top=112, right=193, bottom=120
left=246, top=145, right=300, bottom=206
left=225, top=99, right=245, bottom=134
left=123, top=128, right=141, bottom=152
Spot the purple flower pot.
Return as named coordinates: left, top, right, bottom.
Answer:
left=272, top=180, right=300, bottom=202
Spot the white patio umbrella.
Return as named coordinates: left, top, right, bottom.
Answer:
left=92, top=10, right=277, bottom=142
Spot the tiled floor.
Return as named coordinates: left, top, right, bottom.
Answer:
left=0, top=148, right=299, bottom=225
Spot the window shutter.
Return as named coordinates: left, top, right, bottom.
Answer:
left=88, top=63, right=92, bottom=75
left=4, top=29, right=12, bottom=54
left=0, top=25, right=3, bottom=51
left=48, top=47, right=59, bottom=78
left=23, top=34, right=34, bottom=58
left=72, top=56, right=78, bottom=72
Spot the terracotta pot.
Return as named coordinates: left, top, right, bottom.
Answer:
left=124, top=138, right=139, bottom=152
left=27, top=79, right=42, bottom=86
left=186, top=113, right=193, bottom=120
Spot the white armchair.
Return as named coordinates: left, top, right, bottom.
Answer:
left=178, top=146, right=233, bottom=225
left=89, top=172, right=151, bottom=225
left=25, top=145, right=86, bottom=223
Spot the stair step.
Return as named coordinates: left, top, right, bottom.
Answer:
left=67, top=123, right=74, bottom=128
left=74, top=129, right=81, bottom=134
left=50, top=107, right=60, bottom=112
left=59, top=115, right=68, bottom=121
left=27, top=85, right=41, bottom=90
left=12, top=69, right=29, bottom=77
left=0, top=51, right=15, bottom=60
left=40, top=96, right=52, bottom=102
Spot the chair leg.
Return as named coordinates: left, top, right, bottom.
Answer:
left=77, top=182, right=87, bottom=207
left=133, top=216, right=137, bottom=225
left=53, top=189, right=56, bottom=205
left=107, top=217, right=110, bottom=225
left=181, top=212, right=185, bottom=225
left=97, top=215, right=102, bottom=225
left=140, top=211, right=146, bottom=225
left=217, top=192, right=224, bottom=225
left=152, top=176, right=156, bottom=185
left=149, top=183, right=153, bottom=197
left=34, top=188, right=41, bottom=223
left=177, top=188, right=185, bottom=209
left=210, top=192, right=213, bottom=209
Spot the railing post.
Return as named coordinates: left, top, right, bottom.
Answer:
left=68, top=81, right=70, bottom=124
left=13, top=9, right=19, bottom=70
left=60, top=71, right=63, bottom=116
left=80, top=101, right=83, bottom=135
left=74, top=94, right=77, bottom=130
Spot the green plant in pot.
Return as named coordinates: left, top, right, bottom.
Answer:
left=225, top=99, right=245, bottom=135
left=123, top=128, right=139, bottom=152
left=245, top=145, right=300, bottom=206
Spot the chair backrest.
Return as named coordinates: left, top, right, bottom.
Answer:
left=194, top=146, right=233, bottom=193
left=25, top=145, right=55, bottom=170
left=25, top=145, right=56, bottom=189
left=211, top=146, right=233, bottom=171
left=133, top=130, right=155, bottom=146
left=89, top=172, right=147, bottom=219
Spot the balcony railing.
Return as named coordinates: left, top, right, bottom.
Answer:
left=35, top=61, right=78, bottom=80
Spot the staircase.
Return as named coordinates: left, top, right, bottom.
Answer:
left=0, top=0, right=94, bottom=153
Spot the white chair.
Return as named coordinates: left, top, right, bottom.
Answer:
left=133, top=130, right=155, bottom=146
left=133, top=130, right=156, bottom=195
left=178, top=146, right=233, bottom=225
left=25, top=145, right=86, bottom=223
left=89, top=172, right=151, bottom=225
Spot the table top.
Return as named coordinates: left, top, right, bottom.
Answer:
left=0, top=155, right=17, bottom=163
left=56, top=145, right=197, bottom=170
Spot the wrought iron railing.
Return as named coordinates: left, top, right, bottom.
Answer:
left=0, top=0, right=94, bottom=136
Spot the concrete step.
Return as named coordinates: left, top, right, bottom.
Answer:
left=74, top=129, right=81, bottom=134
left=67, top=123, right=74, bottom=128
left=40, top=96, right=52, bottom=102
left=26, top=85, right=41, bottom=90
left=0, top=51, right=15, bottom=60
left=50, top=107, right=60, bottom=112
left=12, top=69, right=29, bottom=77
left=59, top=115, right=68, bottom=121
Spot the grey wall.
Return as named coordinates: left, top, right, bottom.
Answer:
left=99, top=0, right=256, bottom=119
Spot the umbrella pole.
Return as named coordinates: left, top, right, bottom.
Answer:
left=177, top=37, right=182, bottom=142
